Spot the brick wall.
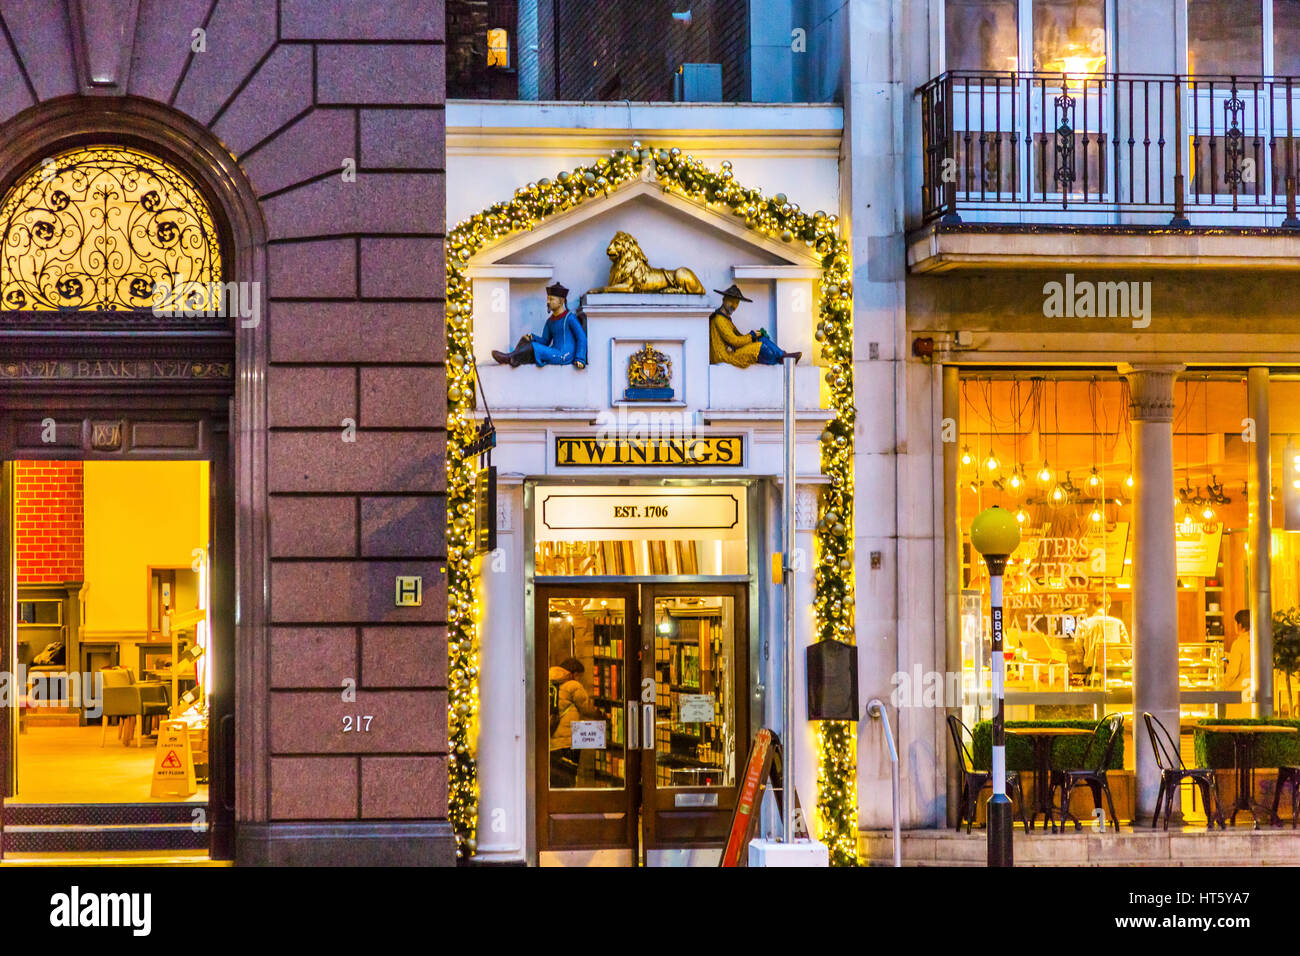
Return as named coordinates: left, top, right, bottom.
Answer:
left=15, top=461, right=84, bottom=584
left=554, top=0, right=750, bottom=102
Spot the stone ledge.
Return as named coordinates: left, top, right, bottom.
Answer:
left=235, top=820, right=456, bottom=867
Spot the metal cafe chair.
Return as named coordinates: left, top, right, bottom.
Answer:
left=1143, top=712, right=1225, bottom=830
left=1051, top=713, right=1124, bottom=830
left=1272, top=766, right=1300, bottom=828
left=947, top=714, right=1029, bottom=834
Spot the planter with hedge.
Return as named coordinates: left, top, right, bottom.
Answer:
left=1192, top=718, right=1300, bottom=769
left=970, top=719, right=1124, bottom=772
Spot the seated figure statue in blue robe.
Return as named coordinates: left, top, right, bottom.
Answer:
left=492, top=282, right=588, bottom=369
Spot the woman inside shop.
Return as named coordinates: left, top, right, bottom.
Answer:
left=548, top=658, right=605, bottom=788
left=1224, top=609, right=1252, bottom=716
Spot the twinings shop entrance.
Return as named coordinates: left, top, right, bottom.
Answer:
left=531, top=484, right=754, bottom=866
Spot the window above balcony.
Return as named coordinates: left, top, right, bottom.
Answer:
left=946, top=0, right=1108, bottom=75
left=914, top=2, right=1300, bottom=271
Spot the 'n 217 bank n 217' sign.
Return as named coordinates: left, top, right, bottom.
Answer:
left=555, top=435, right=743, bottom=467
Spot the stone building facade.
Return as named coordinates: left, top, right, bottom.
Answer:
left=0, top=0, right=451, bottom=866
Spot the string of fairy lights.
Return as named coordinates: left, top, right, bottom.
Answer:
left=445, top=143, right=859, bottom=865
left=960, top=376, right=1232, bottom=535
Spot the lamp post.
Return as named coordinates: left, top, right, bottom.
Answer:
left=970, top=505, right=1021, bottom=867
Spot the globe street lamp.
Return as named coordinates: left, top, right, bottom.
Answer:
left=970, top=505, right=1021, bottom=867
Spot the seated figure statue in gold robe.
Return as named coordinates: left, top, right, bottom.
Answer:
left=708, top=284, right=796, bottom=368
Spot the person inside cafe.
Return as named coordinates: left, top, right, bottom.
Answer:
left=1080, top=595, right=1130, bottom=684
left=1224, top=609, right=1253, bottom=716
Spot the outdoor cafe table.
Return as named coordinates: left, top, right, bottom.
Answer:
left=1193, top=724, right=1299, bottom=829
left=1006, top=727, right=1095, bottom=832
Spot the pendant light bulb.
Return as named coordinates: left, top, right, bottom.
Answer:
left=1088, top=467, right=1100, bottom=488
left=1016, top=509, right=1028, bottom=524
left=1038, top=462, right=1053, bottom=483
left=1090, top=508, right=1103, bottom=523
left=1125, top=473, right=1134, bottom=489
left=960, top=445, right=972, bottom=466
left=984, top=453, right=999, bottom=472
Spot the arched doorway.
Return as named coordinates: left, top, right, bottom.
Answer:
left=0, top=104, right=263, bottom=860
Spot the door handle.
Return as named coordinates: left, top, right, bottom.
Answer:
left=642, top=703, right=655, bottom=752
left=626, top=701, right=639, bottom=751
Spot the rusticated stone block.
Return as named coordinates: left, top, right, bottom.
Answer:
left=270, top=559, right=446, bottom=622
left=269, top=497, right=356, bottom=558
left=360, top=236, right=446, bottom=299
left=361, top=626, right=447, bottom=687
left=361, top=756, right=448, bottom=818
left=268, top=238, right=356, bottom=298
left=241, top=108, right=357, bottom=197
left=269, top=689, right=447, bottom=752
left=316, top=43, right=444, bottom=105
left=269, top=302, right=445, bottom=363
left=269, top=756, right=358, bottom=819
left=268, top=432, right=445, bottom=493
left=282, top=0, right=444, bottom=40
left=360, top=366, right=444, bottom=428
left=361, top=109, right=445, bottom=169
left=263, top=173, right=441, bottom=240
left=172, top=0, right=277, bottom=124
left=212, top=43, right=314, bottom=156
left=268, top=366, right=356, bottom=427
left=270, top=626, right=358, bottom=687
left=128, top=0, right=212, bottom=102
left=360, top=495, right=444, bottom=558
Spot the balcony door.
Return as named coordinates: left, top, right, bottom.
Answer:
left=945, top=0, right=1115, bottom=216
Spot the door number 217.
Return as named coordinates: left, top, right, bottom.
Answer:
left=342, top=715, right=374, bottom=732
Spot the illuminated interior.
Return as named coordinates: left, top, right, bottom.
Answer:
left=11, top=460, right=211, bottom=804
left=959, top=374, right=1300, bottom=727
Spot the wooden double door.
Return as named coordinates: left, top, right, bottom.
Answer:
left=536, top=582, right=749, bottom=863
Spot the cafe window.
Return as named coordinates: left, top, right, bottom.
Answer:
left=1271, top=377, right=1300, bottom=717
left=958, top=374, right=1251, bottom=721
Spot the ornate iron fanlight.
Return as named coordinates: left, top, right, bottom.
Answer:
left=0, top=146, right=221, bottom=312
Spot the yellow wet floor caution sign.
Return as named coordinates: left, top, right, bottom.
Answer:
left=151, top=720, right=197, bottom=797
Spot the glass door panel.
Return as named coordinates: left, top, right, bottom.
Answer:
left=546, top=595, right=627, bottom=790
left=650, top=594, right=736, bottom=789
left=641, top=584, right=747, bottom=853
left=535, top=585, right=639, bottom=854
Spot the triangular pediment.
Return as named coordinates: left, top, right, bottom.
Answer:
left=469, top=171, right=823, bottom=271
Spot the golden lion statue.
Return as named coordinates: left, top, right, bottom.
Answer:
left=591, top=231, right=705, bottom=294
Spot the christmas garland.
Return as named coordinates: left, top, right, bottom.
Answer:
left=446, top=144, right=857, bottom=864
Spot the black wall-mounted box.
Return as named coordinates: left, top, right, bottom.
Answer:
left=806, top=639, right=858, bottom=721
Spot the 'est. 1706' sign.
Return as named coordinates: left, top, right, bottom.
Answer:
left=555, top=435, right=743, bottom=467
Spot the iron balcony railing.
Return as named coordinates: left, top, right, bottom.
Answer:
left=919, top=70, right=1300, bottom=227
